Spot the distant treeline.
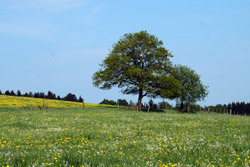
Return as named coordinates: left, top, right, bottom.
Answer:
left=100, top=99, right=173, bottom=112
left=207, top=102, right=250, bottom=116
left=100, top=99, right=129, bottom=106
left=0, top=90, right=83, bottom=102
left=176, top=102, right=250, bottom=115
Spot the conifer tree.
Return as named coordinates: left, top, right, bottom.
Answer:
left=17, top=90, right=22, bottom=96
left=5, top=90, right=10, bottom=95
left=78, top=96, right=83, bottom=102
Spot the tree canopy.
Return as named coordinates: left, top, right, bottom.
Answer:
left=93, top=31, right=180, bottom=111
left=173, top=65, right=208, bottom=111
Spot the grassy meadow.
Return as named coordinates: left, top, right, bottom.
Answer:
left=0, top=95, right=250, bottom=166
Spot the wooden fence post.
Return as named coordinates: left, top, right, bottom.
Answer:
left=230, top=109, right=232, bottom=115
left=147, top=105, right=150, bottom=112
left=130, top=102, right=135, bottom=111
left=83, top=99, right=85, bottom=110
left=43, top=97, right=45, bottom=109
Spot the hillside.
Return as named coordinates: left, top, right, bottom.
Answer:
left=0, top=95, right=109, bottom=108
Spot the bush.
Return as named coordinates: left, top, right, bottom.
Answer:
left=117, top=99, right=129, bottom=106
left=100, top=99, right=117, bottom=105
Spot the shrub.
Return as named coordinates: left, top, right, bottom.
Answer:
left=100, top=99, right=117, bottom=105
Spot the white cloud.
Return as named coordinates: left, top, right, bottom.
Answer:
left=7, top=0, right=87, bottom=11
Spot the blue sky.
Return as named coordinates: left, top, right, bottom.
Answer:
left=0, top=0, right=250, bottom=106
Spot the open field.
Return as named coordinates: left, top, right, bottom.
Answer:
left=0, top=95, right=112, bottom=108
left=1, top=103, right=250, bottom=167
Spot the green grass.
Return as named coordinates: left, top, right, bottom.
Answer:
left=0, top=107, right=250, bottom=167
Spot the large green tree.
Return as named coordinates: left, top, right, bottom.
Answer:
left=173, top=65, right=208, bottom=111
left=93, top=31, right=180, bottom=111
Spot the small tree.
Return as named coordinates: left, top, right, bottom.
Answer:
left=117, top=99, right=129, bottom=106
left=57, top=96, right=61, bottom=100
left=64, top=93, right=77, bottom=102
left=148, top=100, right=157, bottom=112
left=5, top=90, right=10, bottom=95
left=93, top=31, right=180, bottom=111
left=173, top=65, right=208, bottom=112
left=39, top=92, right=45, bottom=98
left=28, top=92, right=33, bottom=97
left=47, top=91, right=56, bottom=99
left=158, top=101, right=171, bottom=110
left=78, top=96, right=83, bottom=102
left=17, top=90, right=22, bottom=96
left=10, top=90, right=16, bottom=96
left=23, top=93, right=29, bottom=97
left=100, top=99, right=117, bottom=105
left=34, top=92, right=40, bottom=98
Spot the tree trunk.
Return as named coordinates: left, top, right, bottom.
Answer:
left=147, top=105, right=150, bottom=112
left=83, top=99, right=85, bottom=110
left=137, top=88, right=143, bottom=111
left=180, top=101, right=184, bottom=111
left=43, top=97, right=45, bottom=109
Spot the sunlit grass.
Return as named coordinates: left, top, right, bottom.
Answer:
left=0, top=105, right=250, bottom=166
left=0, top=95, right=113, bottom=108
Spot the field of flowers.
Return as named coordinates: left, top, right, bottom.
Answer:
left=1, top=104, right=250, bottom=167
left=0, top=95, right=111, bottom=108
